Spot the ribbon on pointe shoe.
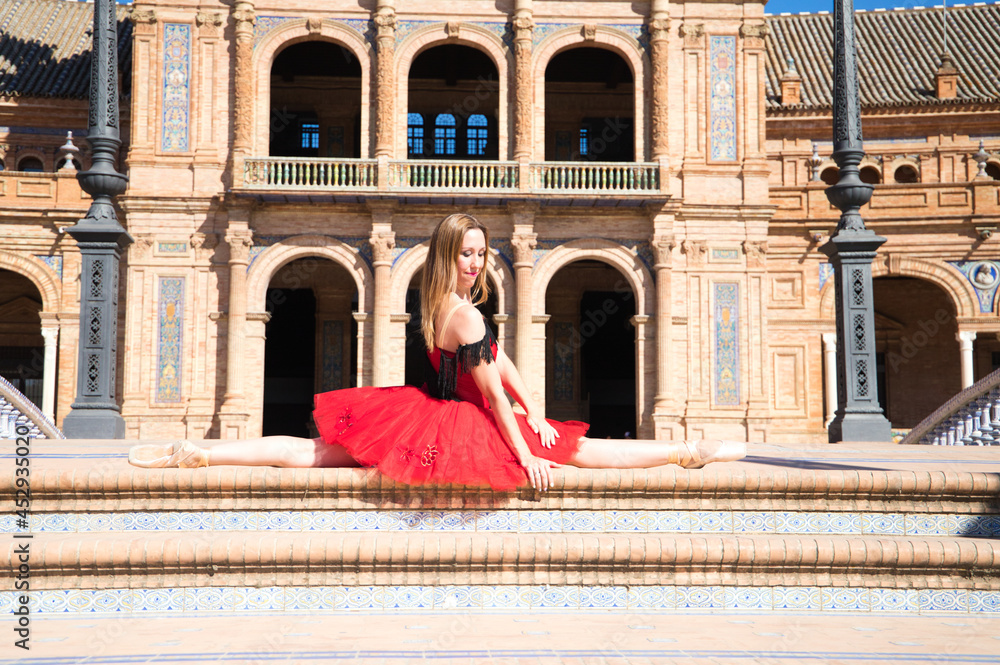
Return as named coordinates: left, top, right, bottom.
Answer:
left=128, top=440, right=209, bottom=468
left=676, top=440, right=747, bottom=469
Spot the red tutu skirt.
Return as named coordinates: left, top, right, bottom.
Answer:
left=313, top=386, right=588, bottom=490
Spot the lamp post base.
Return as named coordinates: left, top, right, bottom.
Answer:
left=827, top=411, right=892, bottom=443
left=62, top=407, right=127, bottom=439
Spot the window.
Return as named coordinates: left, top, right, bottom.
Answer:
left=859, top=166, right=881, bottom=185
left=579, top=127, right=589, bottom=158
left=987, top=162, right=1000, bottom=181
left=466, top=114, right=488, bottom=156
left=820, top=167, right=839, bottom=185
left=893, top=165, right=918, bottom=184
left=17, top=157, right=43, bottom=172
left=407, top=113, right=424, bottom=157
left=300, top=122, right=320, bottom=150
left=434, top=113, right=456, bottom=155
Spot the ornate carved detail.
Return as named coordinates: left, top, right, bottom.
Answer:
left=307, top=17, right=323, bottom=34
left=740, top=23, right=769, bottom=39
left=648, top=17, right=670, bottom=42
left=650, top=23, right=669, bottom=159
left=513, top=14, right=534, bottom=36
left=446, top=21, right=460, bottom=38
left=226, top=232, right=253, bottom=264
left=196, top=12, right=223, bottom=36
left=128, top=7, right=157, bottom=34
left=374, top=7, right=396, bottom=34
left=511, top=234, right=537, bottom=266
left=653, top=236, right=676, bottom=268
left=373, top=6, right=396, bottom=156
left=582, top=24, right=597, bottom=41
left=513, top=22, right=534, bottom=159
left=130, top=235, right=154, bottom=260
left=679, top=22, right=704, bottom=44
left=231, top=3, right=256, bottom=154
left=682, top=240, right=707, bottom=266
left=742, top=240, right=768, bottom=268
left=190, top=232, right=219, bottom=260
left=370, top=233, right=396, bottom=264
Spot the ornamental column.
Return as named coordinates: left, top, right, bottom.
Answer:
left=373, top=0, right=397, bottom=170
left=822, top=332, right=838, bottom=428
left=512, top=0, right=534, bottom=166
left=219, top=221, right=253, bottom=439
left=369, top=202, right=396, bottom=386
left=819, top=0, right=891, bottom=442
left=651, top=234, right=677, bottom=437
left=40, top=321, right=59, bottom=420
left=957, top=331, right=977, bottom=388
left=230, top=1, right=256, bottom=184
left=63, top=0, right=132, bottom=439
left=510, top=203, right=538, bottom=377
left=648, top=0, right=669, bottom=169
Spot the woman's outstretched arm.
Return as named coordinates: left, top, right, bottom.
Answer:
left=494, top=345, right=559, bottom=448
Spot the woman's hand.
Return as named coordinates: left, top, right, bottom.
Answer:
left=526, top=412, right=560, bottom=449
left=519, top=454, right=560, bottom=491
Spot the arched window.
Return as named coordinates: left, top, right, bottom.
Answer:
left=17, top=157, right=44, bottom=172
left=434, top=113, right=456, bottom=156
left=407, top=113, right=425, bottom=157
left=820, top=167, right=839, bottom=186
left=893, top=165, right=918, bottom=184
left=466, top=114, right=488, bottom=157
left=859, top=166, right=881, bottom=185
left=986, top=162, right=1000, bottom=181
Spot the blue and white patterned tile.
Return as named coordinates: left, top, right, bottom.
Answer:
left=0, top=592, right=16, bottom=613
left=606, top=511, right=647, bottom=532
left=862, top=513, right=905, bottom=536
left=773, top=587, right=822, bottom=611
left=0, top=514, right=17, bottom=532
left=821, top=587, right=869, bottom=611
left=184, top=587, right=228, bottom=612
left=676, top=586, right=724, bottom=610
left=480, top=585, right=529, bottom=609
left=77, top=513, right=122, bottom=532
left=128, top=512, right=165, bottom=531
left=648, top=512, right=689, bottom=532
left=232, top=586, right=285, bottom=612
left=919, top=589, right=967, bottom=613
left=349, top=510, right=385, bottom=531
left=869, top=588, right=920, bottom=613
left=579, top=586, right=627, bottom=609
left=905, top=514, right=953, bottom=537
left=689, top=511, right=731, bottom=533
left=519, top=511, right=562, bottom=532
left=732, top=512, right=774, bottom=533
left=537, top=586, right=580, bottom=609
left=563, top=511, right=604, bottom=532
left=92, top=590, right=132, bottom=614
left=383, top=586, right=434, bottom=610
left=257, top=511, right=303, bottom=531
left=34, top=513, right=78, bottom=532
left=521, top=586, right=543, bottom=608
left=284, top=586, right=339, bottom=611
left=37, top=591, right=71, bottom=614
left=821, top=513, right=864, bottom=535
left=953, top=515, right=996, bottom=537
left=774, top=512, right=810, bottom=534
left=181, top=512, right=214, bottom=530
left=133, top=588, right=185, bottom=613
left=437, top=511, right=476, bottom=531
left=724, top=587, right=772, bottom=610
left=476, top=511, right=518, bottom=531
left=214, top=511, right=256, bottom=530
left=968, top=590, right=1000, bottom=613
left=339, top=586, right=384, bottom=610
left=627, top=586, right=674, bottom=610
left=302, top=511, right=338, bottom=531
left=434, top=585, right=482, bottom=609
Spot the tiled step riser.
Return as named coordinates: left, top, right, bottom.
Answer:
left=5, top=584, right=1000, bottom=616
left=9, top=510, right=1000, bottom=537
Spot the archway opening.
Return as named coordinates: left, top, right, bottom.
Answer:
left=263, top=258, right=358, bottom=437
left=407, top=45, right=500, bottom=159
left=545, top=260, right=636, bottom=437
left=16, top=157, right=43, bottom=172
left=873, top=277, right=959, bottom=427
left=820, top=166, right=839, bottom=185
left=269, top=40, right=363, bottom=158
left=403, top=268, right=499, bottom=387
left=0, top=269, right=44, bottom=408
left=859, top=166, right=881, bottom=185
left=545, top=47, right=634, bottom=162
left=893, top=164, right=919, bottom=183
left=986, top=162, right=1000, bottom=180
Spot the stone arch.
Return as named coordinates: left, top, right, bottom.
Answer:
left=14, top=149, right=48, bottom=172
left=0, top=250, right=61, bottom=312
left=532, top=238, right=654, bottom=316
left=395, top=23, right=511, bottom=159
left=252, top=20, right=373, bottom=157
left=889, top=157, right=920, bottom=183
left=819, top=256, right=978, bottom=319
left=532, top=26, right=647, bottom=161
left=246, top=236, right=374, bottom=314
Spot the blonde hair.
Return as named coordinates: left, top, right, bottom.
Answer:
left=421, top=213, right=491, bottom=349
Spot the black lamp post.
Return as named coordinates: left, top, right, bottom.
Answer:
left=62, top=0, right=132, bottom=438
left=819, top=0, right=891, bottom=442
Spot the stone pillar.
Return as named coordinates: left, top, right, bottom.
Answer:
left=648, top=0, right=670, bottom=165
left=512, top=0, right=534, bottom=163
left=822, top=332, right=838, bottom=428
left=510, top=203, right=538, bottom=376
left=230, top=1, right=256, bottom=183
left=219, top=225, right=253, bottom=438
left=40, top=322, right=59, bottom=419
left=957, top=330, right=977, bottom=388
left=631, top=314, right=652, bottom=439
left=651, top=234, right=676, bottom=437
left=369, top=202, right=396, bottom=386
left=373, top=0, right=396, bottom=164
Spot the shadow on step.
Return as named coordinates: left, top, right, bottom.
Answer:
left=742, top=455, right=884, bottom=471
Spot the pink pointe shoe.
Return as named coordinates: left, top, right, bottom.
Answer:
left=128, top=440, right=209, bottom=469
left=677, top=440, right=746, bottom=469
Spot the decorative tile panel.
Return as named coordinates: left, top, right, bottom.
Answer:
left=708, top=35, right=737, bottom=162
left=948, top=260, right=1000, bottom=313
left=710, top=248, right=740, bottom=263
left=320, top=320, right=344, bottom=391
left=713, top=282, right=740, bottom=406
left=819, top=262, right=834, bottom=290
left=34, top=255, right=63, bottom=280
left=161, top=24, right=191, bottom=152
left=253, top=16, right=298, bottom=47
left=156, top=277, right=184, bottom=403
left=156, top=242, right=188, bottom=254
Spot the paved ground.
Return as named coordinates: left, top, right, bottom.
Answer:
left=5, top=611, right=1000, bottom=664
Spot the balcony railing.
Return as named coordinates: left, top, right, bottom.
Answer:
left=531, top=161, right=659, bottom=192
left=243, top=157, right=377, bottom=189
left=901, top=368, right=1000, bottom=446
left=242, top=157, right=663, bottom=195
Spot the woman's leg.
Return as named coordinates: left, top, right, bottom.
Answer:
left=565, top=437, right=744, bottom=469
left=205, top=436, right=362, bottom=468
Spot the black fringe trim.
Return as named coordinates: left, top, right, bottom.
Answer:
left=431, top=325, right=496, bottom=401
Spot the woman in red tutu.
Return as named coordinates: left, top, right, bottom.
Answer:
left=130, top=214, right=745, bottom=490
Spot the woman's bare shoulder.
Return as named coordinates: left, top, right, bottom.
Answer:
left=450, top=304, right=486, bottom=346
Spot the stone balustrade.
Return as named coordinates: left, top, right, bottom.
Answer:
left=243, top=156, right=378, bottom=189
left=388, top=159, right=519, bottom=190
left=0, top=374, right=63, bottom=440
left=530, top=161, right=659, bottom=192
left=901, top=368, right=1000, bottom=446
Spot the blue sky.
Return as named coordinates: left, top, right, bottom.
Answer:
left=765, top=0, right=948, bottom=14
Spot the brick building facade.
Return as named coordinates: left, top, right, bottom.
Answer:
left=1, top=0, right=998, bottom=443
